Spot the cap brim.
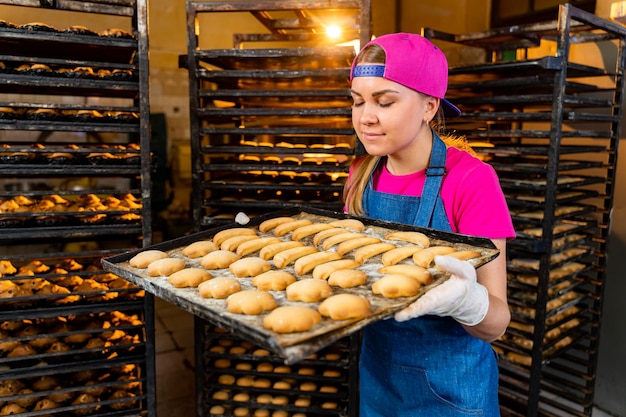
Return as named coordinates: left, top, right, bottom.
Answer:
left=441, top=98, right=461, bottom=118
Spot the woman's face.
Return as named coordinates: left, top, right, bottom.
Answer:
left=350, top=75, right=438, bottom=158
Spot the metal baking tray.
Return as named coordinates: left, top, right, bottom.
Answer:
left=102, top=206, right=499, bottom=364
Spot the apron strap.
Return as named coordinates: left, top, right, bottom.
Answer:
left=413, top=132, right=447, bottom=227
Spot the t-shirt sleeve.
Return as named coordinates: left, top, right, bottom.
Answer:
left=447, top=160, right=515, bottom=240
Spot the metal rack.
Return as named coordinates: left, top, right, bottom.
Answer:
left=425, top=4, right=625, bottom=416
left=0, top=0, right=154, bottom=415
left=182, top=0, right=371, bottom=228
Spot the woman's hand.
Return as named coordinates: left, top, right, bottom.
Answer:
left=395, top=255, right=489, bottom=326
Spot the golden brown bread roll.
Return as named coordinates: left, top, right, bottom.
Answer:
left=252, top=270, right=296, bottom=291
left=258, top=216, right=295, bottom=233
left=168, top=268, right=211, bottom=288
left=226, top=290, right=277, bottom=315
left=259, top=240, right=304, bottom=260
left=327, top=269, right=367, bottom=288
left=318, top=293, right=370, bottom=320
left=220, top=235, right=259, bottom=252
left=129, top=249, right=168, bottom=268
left=312, top=259, right=361, bottom=280
left=413, top=246, right=457, bottom=268
left=381, top=246, right=425, bottom=266
left=378, top=264, right=432, bottom=285
left=272, top=245, right=318, bottom=269
left=213, top=227, right=257, bottom=246
left=384, top=231, right=430, bottom=247
left=286, top=278, right=333, bottom=302
left=336, top=237, right=381, bottom=256
left=181, top=240, right=218, bottom=258
left=199, top=250, right=240, bottom=269
left=263, top=305, right=322, bottom=333
left=293, top=251, right=342, bottom=276
left=328, top=218, right=365, bottom=231
left=229, top=257, right=271, bottom=277
left=312, top=227, right=347, bottom=246
left=273, top=219, right=313, bottom=237
left=353, top=242, right=396, bottom=263
left=198, top=276, right=241, bottom=299
left=235, top=237, right=282, bottom=256
left=372, top=274, right=422, bottom=298
left=291, top=223, right=334, bottom=241
left=147, top=257, right=186, bottom=277
left=320, top=232, right=364, bottom=250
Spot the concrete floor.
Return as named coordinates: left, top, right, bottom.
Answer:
left=152, top=297, right=617, bottom=417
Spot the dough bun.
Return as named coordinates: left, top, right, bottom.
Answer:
left=147, top=257, right=186, bottom=277
left=327, top=269, right=367, bottom=288
left=372, top=274, right=422, bottom=298
left=200, top=250, right=240, bottom=269
left=226, top=290, right=277, bottom=315
left=229, top=256, right=271, bottom=277
left=286, top=278, right=333, bottom=303
left=129, top=250, right=168, bottom=268
left=318, top=293, right=370, bottom=320
left=198, top=276, right=241, bottom=299
left=181, top=240, right=218, bottom=258
left=263, top=306, right=322, bottom=333
left=252, top=270, right=296, bottom=291
left=168, top=267, right=211, bottom=288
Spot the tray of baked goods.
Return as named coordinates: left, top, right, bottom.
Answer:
left=102, top=206, right=500, bottom=364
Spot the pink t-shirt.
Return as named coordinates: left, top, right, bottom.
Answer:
left=371, top=147, right=515, bottom=240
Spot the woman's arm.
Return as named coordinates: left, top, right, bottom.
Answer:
left=462, top=238, right=510, bottom=342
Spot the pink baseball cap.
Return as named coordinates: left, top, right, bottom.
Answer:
left=350, top=33, right=461, bottom=118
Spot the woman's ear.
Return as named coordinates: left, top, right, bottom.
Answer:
left=424, top=96, right=440, bottom=123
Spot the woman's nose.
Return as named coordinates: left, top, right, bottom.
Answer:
left=359, top=104, right=377, bottom=124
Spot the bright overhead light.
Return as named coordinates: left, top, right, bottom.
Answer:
left=326, top=25, right=342, bottom=39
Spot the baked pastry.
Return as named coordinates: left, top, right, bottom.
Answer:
left=229, top=257, right=271, bottom=277
left=353, top=242, right=396, bottom=263
left=168, top=268, right=211, bottom=288
left=312, top=227, right=348, bottom=246
left=200, top=250, right=240, bottom=269
left=327, top=269, right=367, bottom=288
left=384, top=231, right=430, bottom=247
left=198, top=276, right=241, bottom=299
left=220, top=235, right=259, bottom=252
left=147, top=257, right=186, bottom=277
left=182, top=240, right=218, bottom=258
left=372, top=274, right=422, bottom=298
left=328, top=218, right=365, bottom=231
left=286, top=278, right=333, bottom=303
left=291, top=223, right=334, bottom=241
left=321, top=232, right=365, bottom=250
left=226, top=290, right=277, bottom=315
left=312, top=259, right=361, bottom=280
left=252, top=270, right=296, bottom=291
left=413, top=246, right=457, bottom=268
left=336, top=237, right=382, bottom=256
left=378, top=264, right=432, bottom=285
left=258, top=216, right=295, bottom=233
left=259, top=240, right=304, bottom=260
left=213, top=227, right=257, bottom=246
left=263, top=305, right=322, bottom=333
left=272, top=245, right=318, bottom=269
left=293, top=251, right=342, bottom=276
left=129, top=250, right=168, bottom=268
left=235, top=237, right=282, bottom=256
left=318, top=293, right=370, bottom=320
left=381, top=246, right=425, bottom=266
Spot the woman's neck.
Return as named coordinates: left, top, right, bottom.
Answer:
left=385, top=130, right=434, bottom=175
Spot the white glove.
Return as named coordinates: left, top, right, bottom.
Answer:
left=394, top=255, right=489, bottom=326
left=234, top=212, right=250, bottom=225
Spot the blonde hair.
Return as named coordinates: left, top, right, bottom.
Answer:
left=344, top=43, right=474, bottom=216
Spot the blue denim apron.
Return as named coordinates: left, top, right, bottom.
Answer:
left=359, top=132, right=500, bottom=416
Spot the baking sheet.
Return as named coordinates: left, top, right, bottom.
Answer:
left=103, top=206, right=499, bottom=364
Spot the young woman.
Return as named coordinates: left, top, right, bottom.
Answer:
left=345, top=33, right=515, bottom=416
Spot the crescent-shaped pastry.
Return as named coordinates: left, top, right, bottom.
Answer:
left=259, top=240, right=305, bottom=260
left=336, top=237, right=381, bottom=257
left=312, top=259, right=361, bottom=280
left=353, top=242, right=396, bottom=263
left=321, top=232, right=365, bottom=250
left=291, top=223, right=334, bottom=241
left=272, top=246, right=318, bottom=269
left=258, top=216, right=295, bottom=233
left=220, top=235, right=259, bottom=252
left=378, top=264, right=433, bottom=285
left=213, top=228, right=257, bottom=246
left=312, top=227, right=348, bottom=246
left=384, top=231, right=430, bottom=248
left=235, top=237, right=282, bottom=256
left=273, top=219, right=313, bottom=237
left=328, top=218, right=365, bottom=231
left=381, top=246, right=425, bottom=266
left=294, top=251, right=342, bottom=276
left=413, top=246, right=457, bottom=268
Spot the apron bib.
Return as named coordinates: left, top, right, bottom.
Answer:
left=359, top=132, right=500, bottom=416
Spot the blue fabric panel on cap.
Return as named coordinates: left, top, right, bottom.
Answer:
left=352, top=65, right=386, bottom=77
